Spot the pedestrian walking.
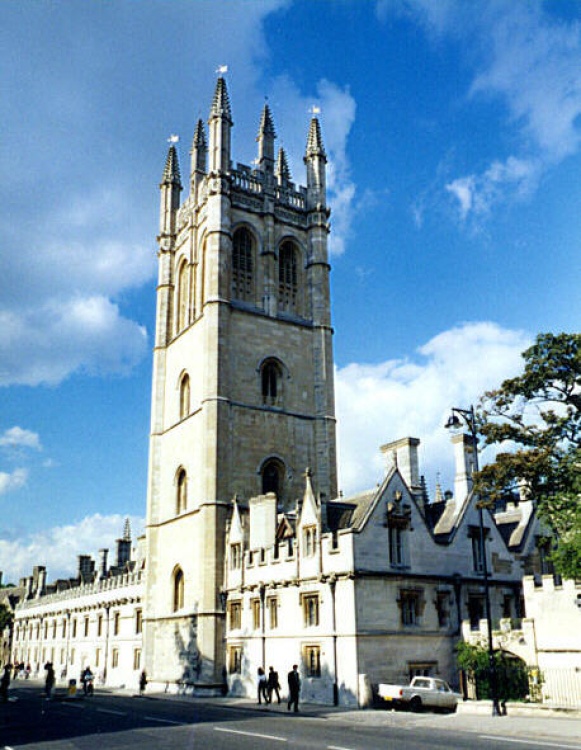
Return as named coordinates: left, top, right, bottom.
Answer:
left=287, top=664, right=300, bottom=712
left=0, top=665, right=10, bottom=703
left=44, top=661, right=55, bottom=700
left=139, top=669, right=147, bottom=696
left=267, top=666, right=281, bottom=704
left=257, top=667, right=269, bottom=704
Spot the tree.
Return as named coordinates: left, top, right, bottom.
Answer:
left=475, top=333, right=581, bottom=579
left=456, top=641, right=537, bottom=702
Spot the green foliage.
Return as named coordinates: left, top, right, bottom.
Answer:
left=0, top=603, right=13, bottom=633
left=475, top=333, right=581, bottom=578
left=456, top=641, right=538, bottom=702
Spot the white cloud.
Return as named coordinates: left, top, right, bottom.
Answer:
left=0, top=296, right=147, bottom=386
left=379, top=1, right=581, bottom=221
left=0, top=426, right=41, bottom=450
left=336, top=321, right=531, bottom=496
left=0, top=513, right=145, bottom=583
left=0, top=467, right=28, bottom=495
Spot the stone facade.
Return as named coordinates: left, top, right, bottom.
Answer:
left=144, top=77, right=337, bottom=690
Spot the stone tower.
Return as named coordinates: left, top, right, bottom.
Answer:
left=144, top=77, right=337, bottom=689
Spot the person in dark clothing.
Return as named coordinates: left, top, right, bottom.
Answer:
left=257, top=667, right=269, bottom=704
left=0, top=665, right=10, bottom=702
left=139, top=669, right=147, bottom=696
left=267, top=666, right=281, bottom=704
left=44, top=662, right=55, bottom=700
left=287, top=664, right=300, bottom=712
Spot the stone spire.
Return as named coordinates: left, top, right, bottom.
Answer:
left=210, top=76, right=232, bottom=122
left=123, top=517, right=132, bottom=541
left=257, top=103, right=276, bottom=177
left=161, top=145, right=182, bottom=187
left=190, top=119, right=207, bottom=193
left=305, top=116, right=326, bottom=159
left=276, top=147, right=292, bottom=184
left=159, top=144, right=182, bottom=236
left=208, top=76, right=233, bottom=174
left=304, top=116, right=327, bottom=209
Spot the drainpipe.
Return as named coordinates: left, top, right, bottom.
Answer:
left=329, top=574, right=339, bottom=705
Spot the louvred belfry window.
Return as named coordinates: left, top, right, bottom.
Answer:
left=232, top=228, right=253, bottom=301
left=278, top=241, right=297, bottom=311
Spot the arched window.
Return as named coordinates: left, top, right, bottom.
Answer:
left=177, top=261, right=189, bottom=332
left=176, top=468, right=187, bottom=514
left=278, top=241, right=298, bottom=312
left=179, top=374, right=190, bottom=420
left=173, top=568, right=184, bottom=612
left=261, top=359, right=283, bottom=406
left=232, top=227, right=253, bottom=301
left=261, top=458, right=284, bottom=498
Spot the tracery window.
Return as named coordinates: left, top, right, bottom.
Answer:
left=177, top=260, right=189, bottom=332
left=173, top=568, right=185, bottom=612
left=261, top=359, right=282, bottom=406
left=176, top=468, right=187, bottom=514
left=232, top=227, right=253, bottom=301
left=278, top=241, right=298, bottom=312
left=261, top=458, right=284, bottom=498
left=179, top=373, right=190, bottom=420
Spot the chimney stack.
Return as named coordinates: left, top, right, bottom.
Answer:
left=451, top=432, right=478, bottom=501
left=380, top=437, right=421, bottom=493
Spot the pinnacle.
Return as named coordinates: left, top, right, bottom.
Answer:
left=257, top=103, right=276, bottom=139
left=192, top=119, right=206, bottom=149
left=210, top=76, right=232, bottom=121
left=276, top=147, right=292, bottom=182
left=305, top=116, right=326, bottom=159
left=162, top=145, right=182, bottom=186
left=123, top=517, right=132, bottom=542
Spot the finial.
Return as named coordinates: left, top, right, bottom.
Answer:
left=167, top=134, right=179, bottom=145
left=216, top=64, right=228, bottom=75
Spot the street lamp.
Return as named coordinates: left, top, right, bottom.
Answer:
left=445, top=405, right=501, bottom=717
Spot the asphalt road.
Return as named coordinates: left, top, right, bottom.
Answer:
left=1, top=682, right=580, bottom=750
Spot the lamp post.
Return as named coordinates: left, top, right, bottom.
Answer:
left=445, top=405, right=501, bottom=717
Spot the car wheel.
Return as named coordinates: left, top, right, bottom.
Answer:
left=410, top=696, right=422, bottom=712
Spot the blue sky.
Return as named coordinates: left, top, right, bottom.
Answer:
left=1, top=0, right=580, bottom=582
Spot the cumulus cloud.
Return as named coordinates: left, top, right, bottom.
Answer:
left=0, top=426, right=41, bottom=450
left=0, top=467, right=28, bottom=496
left=336, top=321, right=531, bottom=496
left=0, top=513, right=145, bottom=583
left=0, top=296, right=148, bottom=386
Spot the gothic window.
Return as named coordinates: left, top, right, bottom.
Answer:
left=176, top=468, right=187, bottom=514
left=261, top=458, right=284, bottom=498
left=468, top=525, right=488, bottom=574
left=388, top=526, right=406, bottom=567
left=228, top=645, right=242, bottom=674
left=261, top=359, right=283, bottom=406
left=232, top=227, right=254, bottom=301
left=173, top=568, right=185, bottom=612
left=228, top=601, right=242, bottom=630
left=468, top=594, right=484, bottom=631
left=268, top=597, right=278, bottom=629
left=302, top=593, right=320, bottom=627
left=230, top=543, right=242, bottom=570
left=303, top=645, right=321, bottom=677
left=303, top=526, right=317, bottom=557
left=278, top=240, right=298, bottom=312
left=251, top=598, right=261, bottom=630
left=436, top=592, right=451, bottom=628
left=398, top=589, right=424, bottom=627
left=177, top=260, right=189, bottom=332
left=179, top=373, right=190, bottom=420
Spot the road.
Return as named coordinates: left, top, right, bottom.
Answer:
left=1, top=682, right=580, bottom=750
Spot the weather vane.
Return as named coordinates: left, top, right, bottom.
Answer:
left=309, top=105, right=321, bottom=116
left=216, top=64, right=228, bottom=75
left=167, top=134, right=179, bottom=145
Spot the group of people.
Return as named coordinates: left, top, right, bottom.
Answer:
left=257, top=664, right=301, bottom=712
